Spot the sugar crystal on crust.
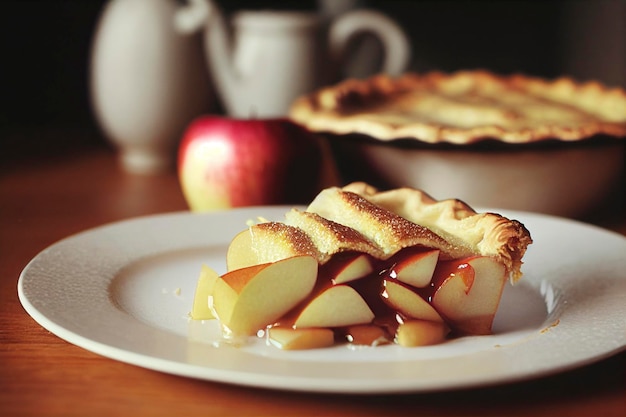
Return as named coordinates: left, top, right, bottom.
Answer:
left=307, top=187, right=474, bottom=260
left=284, top=209, right=385, bottom=262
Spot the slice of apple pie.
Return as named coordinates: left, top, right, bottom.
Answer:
left=191, top=182, right=532, bottom=350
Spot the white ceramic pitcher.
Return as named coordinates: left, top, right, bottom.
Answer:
left=177, top=0, right=410, bottom=118
left=91, top=0, right=213, bottom=174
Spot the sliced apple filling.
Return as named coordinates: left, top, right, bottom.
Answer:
left=191, top=183, right=532, bottom=350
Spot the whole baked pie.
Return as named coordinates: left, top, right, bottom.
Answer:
left=191, top=183, right=532, bottom=350
left=289, top=70, right=626, bottom=144
left=288, top=71, right=626, bottom=217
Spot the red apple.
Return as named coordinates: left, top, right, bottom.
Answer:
left=178, top=116, right=329, bottom=211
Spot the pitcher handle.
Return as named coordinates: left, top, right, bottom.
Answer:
left=329, top=9, right=410, bottom=76
left=174, top=0, right=212, bottom=34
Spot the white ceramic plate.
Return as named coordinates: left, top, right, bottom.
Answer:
left=18, top=207, right=626, bottom=394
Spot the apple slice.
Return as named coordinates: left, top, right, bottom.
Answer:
left=294, top=285, right=374, bottom=328
left=190, top=264, right=220, bottom=320
left=431, top=256, right=506, bottom=335
left=396, top=320, right=449, bottom=347
left=344, top=324, right=391, bottom=346
left=330, top=253, right=373, bottom=284
left=381, top=279, right=444, bottom=322
left=267, top=327, right=335, bottom=350
left=392, top=249, right=439, bottom=288
left=212, top=255, right=317, bottom=336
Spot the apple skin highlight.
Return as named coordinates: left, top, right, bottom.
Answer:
left=178, top=116, right=326, bottom=211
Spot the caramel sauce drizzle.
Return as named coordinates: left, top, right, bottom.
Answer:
left=269, top=248, right=471, bottom=346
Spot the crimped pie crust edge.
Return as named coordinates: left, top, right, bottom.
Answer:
left=289, top=70, right=626, bottom=145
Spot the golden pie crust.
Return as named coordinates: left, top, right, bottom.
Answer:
left=226, top=182, right=532, bottom=282
left=339, top=182, right=532, bottom=281
left=289, top=70, right=626, bottom=144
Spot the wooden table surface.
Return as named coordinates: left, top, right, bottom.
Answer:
left=1, top=133, right=624, bottom=416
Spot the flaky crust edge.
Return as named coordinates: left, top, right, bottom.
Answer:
left=342, top=182, right=533, bottom=282
left=289, top=70, right=626, bottom=144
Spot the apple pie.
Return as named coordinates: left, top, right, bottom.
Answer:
left=191, top=182, right=532, bottom=350
left=289, top=70, right=626, bottom=144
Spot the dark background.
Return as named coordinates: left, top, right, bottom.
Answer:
left=1, top=0, right=624, bottom=154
